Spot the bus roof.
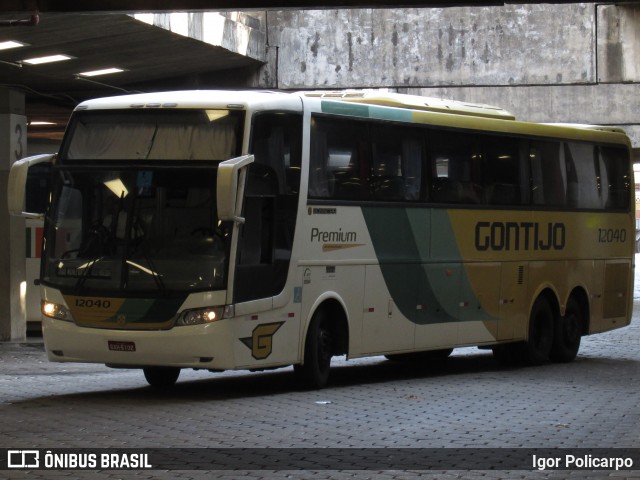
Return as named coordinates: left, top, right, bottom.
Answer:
left=72, top=89, right=631, bottom=148
left=303, top=91, right=631, bottom=147
left=303, top=90, right=516, bottom=120
left=74, top=90, right=302, bottom=112
left=74, top=90, right=514, bottom=120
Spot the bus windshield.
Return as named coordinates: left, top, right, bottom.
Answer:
left=42, top=165, right=231, bottom=296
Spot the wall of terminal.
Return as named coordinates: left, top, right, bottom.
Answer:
left=269, top=5, right=595, bottom=88
left=258, top=4, right=640, bottom=151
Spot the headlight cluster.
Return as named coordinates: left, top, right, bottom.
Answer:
left=175, top=307, right=225, bottom=326
left=41, top=301, right=73, bottom=322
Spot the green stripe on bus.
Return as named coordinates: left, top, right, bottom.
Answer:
left=368, top=105, right=413, bottom=123
left=114, top=297, right=185, bottom=324
left=320, top=100, right=413, bottom=123
left=362, top=206, right=494, bottom=325
left=321, top=100, right=370, bottom=117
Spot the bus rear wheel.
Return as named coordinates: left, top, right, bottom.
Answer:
left=522, top=295, right=554, bottom=365
left=550, top=297, right=582, bottom=363
left=294, top=311, right=333, bottom=389
left=492, top=295, right=554, bottom=366
left=143, top=367, right=181, bottom=389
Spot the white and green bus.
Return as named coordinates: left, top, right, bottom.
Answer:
left=8, top=90, right=634, bottom=388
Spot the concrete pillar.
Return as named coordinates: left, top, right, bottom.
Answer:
left=597, top=5, right=640, bottom=83
left=0, top=88, right=27, bottom=341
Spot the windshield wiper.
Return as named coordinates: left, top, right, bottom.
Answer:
left=74, top=256, right=105, bottom=292
left=125, top=252, right=167, bottom=296
left=120, top=181, right=167, bottom=296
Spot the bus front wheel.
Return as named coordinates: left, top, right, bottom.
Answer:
left=143, top=367, right=181, bottom=389
left=294, top=311, right=333, bottom=389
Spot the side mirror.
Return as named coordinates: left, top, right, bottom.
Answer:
left=216, top=154, right=254, bottom=223
left=8, top=154, right=55, bottom=218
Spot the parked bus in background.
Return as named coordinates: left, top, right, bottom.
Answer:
left=8, top=90, right=634, bottom=388
left=25, top=218, right=43, bottom=331
left=22, top=161, right=52, bottom=333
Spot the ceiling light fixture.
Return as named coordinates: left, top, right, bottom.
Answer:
left=0, top=40, right=28, bottom=51
left=78, top=68, right=124, bottom=77
left=22, top=54, right=72, bottom=65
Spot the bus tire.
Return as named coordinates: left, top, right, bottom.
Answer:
left=522, top=295, right=554, bottom=365
left=295, top=311, right=333, bottom=389
left=143, top=367, right=180, bottom=389
left=550, top=297, right=582, bottom=363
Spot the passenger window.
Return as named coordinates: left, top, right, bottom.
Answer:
left=599, top=146, right=631, bottom=210
left=565, top=142, right=600, bottom=209
left=429, top=131, right=483, bottom=204
left=370, top=125, right=423, bottom=201
left=530, top=141, right=566, bottom=207
left=482, top=136, right=523, bottom=205
left=309, top=117, right=369, bottom=200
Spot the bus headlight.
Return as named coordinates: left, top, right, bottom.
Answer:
left=175, top=307, right=224, bottom=326
left=42, top=301, right=73, bottom=322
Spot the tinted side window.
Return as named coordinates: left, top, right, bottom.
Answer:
left=530, top=140, right=566, bottom=207
left=309, top=116, right=370, bottom=200
left=428, top=131, right=483, bottom=204
left=565, top=142, right=600, bottom=209
left=370, top=124, right=424, bottom=201
left=482, top=136, right=523, bottom=205
left=599, top=146, right=631, bottom=210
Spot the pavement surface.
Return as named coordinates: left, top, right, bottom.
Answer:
left=1, top=278, right=640, bottom=479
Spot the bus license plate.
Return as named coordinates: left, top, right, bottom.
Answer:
left=108, top=341, right=136, bottom=352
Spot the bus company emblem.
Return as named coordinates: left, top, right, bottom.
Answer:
left=116, top=314, right=127, bottom=325
left=240, top=322, right=285, bottom=360
left=475, top=221, right=566, bottom=252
